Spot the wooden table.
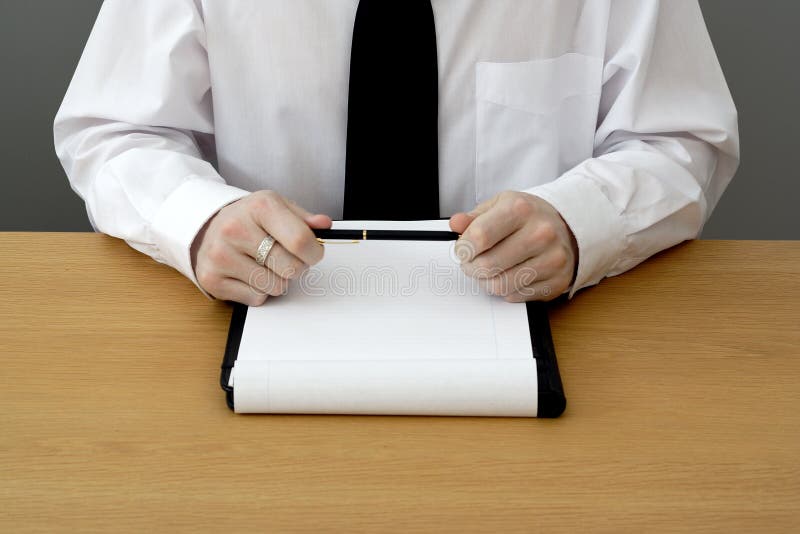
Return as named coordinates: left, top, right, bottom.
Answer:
left=1, top=234, right=798, bottom=532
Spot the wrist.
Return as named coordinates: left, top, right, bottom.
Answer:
left=561, top=214, right=579, bottom=286
left=190, top=215, right=214, bottom=274
left=150, top=179, right=249, bottom=293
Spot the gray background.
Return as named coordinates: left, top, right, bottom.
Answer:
left=0, top=0, right=797, bottom=238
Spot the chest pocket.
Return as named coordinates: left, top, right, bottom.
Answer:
left=475, top=53, right=603, bottom=202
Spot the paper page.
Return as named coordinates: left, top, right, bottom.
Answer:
left=233, top=360, right=537, bottom=416
left=233, top=221, right=538, bottom=416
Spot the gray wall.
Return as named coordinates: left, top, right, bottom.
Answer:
left=699, top=0, right=799, bottom=239
left=0, top=0, right=102, bottom=231
left=0, top=1, right=797, bottom=237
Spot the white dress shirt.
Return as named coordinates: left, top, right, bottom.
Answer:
left=54, top=0, right=739, bottom=296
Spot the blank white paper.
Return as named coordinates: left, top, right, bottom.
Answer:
left=232, top=220, right=538, bottom=416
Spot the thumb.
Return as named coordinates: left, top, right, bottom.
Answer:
left=449, top=194, right=499, bottom=233
left=285, top=199, right=333, bottom=229
left=449, top=212, right=475, bottom=234
left=305, top=214, right=333, bottom=230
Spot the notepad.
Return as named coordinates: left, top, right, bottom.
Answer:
left=224, top=220, right=566, bottom=417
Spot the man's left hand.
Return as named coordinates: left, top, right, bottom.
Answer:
left=449, top=191, right=579, bottom=302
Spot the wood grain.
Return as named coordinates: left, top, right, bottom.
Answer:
left=1, top=233, right=798, bottom=533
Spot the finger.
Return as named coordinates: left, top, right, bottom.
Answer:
left=461, top=228, right=541, bottom=278
left=220, top=216, right=317, bottom=279
left=221, top=215, right=324, bottom=279
left=285, top=199, right=333, bottom=230
left=480, top=258, right=541, bottom=296
left=215, top=278, right=270, bottom=307
left=218, top=216, right=276, bottom=259
left=504, top=281, right=560, bottom=303
left=468, top=195, right=500, bottom=218
left=214, top=251, right=290, bottom=297
left=246, top=266, right=291, bottom=297
left=458, top=195, right=527, bottom=261
left=449, top=212, right=473, bottom=234
left=449, top=196, right=500, bottom=237
left=306, top=214, right=334, bottom=229
left=250, top=192, right=325, bottom=266
left=264, top=243, right=308, bottom=280
left=503, top=260, right=573, bottom=302
left=482, top=248, right=571, bottom=296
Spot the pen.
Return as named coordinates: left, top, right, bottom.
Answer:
left=314, top=229, right=460, bottom=242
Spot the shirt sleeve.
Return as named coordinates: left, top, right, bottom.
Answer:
left=54, top=0, right=249, bottom=292
left=524, top=0, right=740, bottom=296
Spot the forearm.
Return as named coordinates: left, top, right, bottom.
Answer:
left=55, top=117, right=248, bottom=281
left=526, top=134, right=735, bottom=294
left=53, top=0, right=249, bottom=288
left=527, top=0, right=739, bottom=295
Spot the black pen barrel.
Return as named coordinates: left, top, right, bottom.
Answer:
left=313, top=229, right=459, bottom=241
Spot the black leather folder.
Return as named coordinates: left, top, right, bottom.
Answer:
left=220, top=300, right=566, bottom=418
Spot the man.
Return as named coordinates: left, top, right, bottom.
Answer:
left=55, top=0, right=739, bottom=306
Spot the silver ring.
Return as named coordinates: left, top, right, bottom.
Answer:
left=255, top=235, right=276, bottom=267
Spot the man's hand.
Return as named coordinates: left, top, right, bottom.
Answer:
left=191, top=190, right=332, bottom=306
left=450, top=191, right=578, bottom=302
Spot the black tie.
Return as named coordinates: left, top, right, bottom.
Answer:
left=343, top=0, right=440, bottom=220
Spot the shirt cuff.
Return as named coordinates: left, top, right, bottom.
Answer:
left=150, top=178, right=250, bottom=296
left=522, top=171, right=626, bottom=297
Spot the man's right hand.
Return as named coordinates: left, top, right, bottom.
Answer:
left=191, top=190, right=332, bottom=306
